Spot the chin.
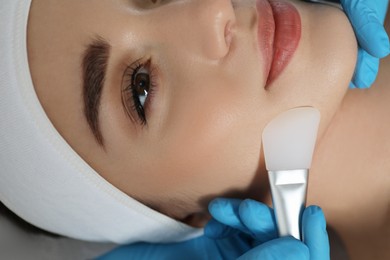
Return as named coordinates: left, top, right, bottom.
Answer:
left=265, top=0, right=357, bottom=134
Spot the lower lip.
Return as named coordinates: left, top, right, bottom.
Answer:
left=256, top=0, right=302, bottom=86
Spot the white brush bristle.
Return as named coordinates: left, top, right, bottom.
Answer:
left=262, top=107, right=321, bottom=171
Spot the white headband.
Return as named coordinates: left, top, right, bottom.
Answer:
left=0, top=0, right=201, bottom=244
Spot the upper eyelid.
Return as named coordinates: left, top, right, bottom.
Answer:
left=132, top=0, right=159, bottom=9
left=121, top=58, right=144, bottom=86
left=132, top=0, right=171, bottom=10
left=120, top=59, right=142, bottom=124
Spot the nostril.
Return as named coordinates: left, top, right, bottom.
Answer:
left=224, top=21, right=234, bottom=48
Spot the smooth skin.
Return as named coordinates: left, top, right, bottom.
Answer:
left=27, top=0, right=389, bottom=259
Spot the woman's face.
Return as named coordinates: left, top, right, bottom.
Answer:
left=28, top=0, right=356, bottom=225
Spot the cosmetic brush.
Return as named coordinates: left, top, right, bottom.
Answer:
left=262, top=107, right=320, bottom=240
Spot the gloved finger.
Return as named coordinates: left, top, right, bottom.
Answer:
left=237, top=237, right=310, bottom=260
left=349, top=81, right=356, bottom=89
left=208, top=198, right=250, bottom=234
left=302, top=206, right=330, bottom=260
left=352, top=48, right=380, bottom=88
left=204, top=218, right=239, bottom=239
left=238, top=199, right=278, bottom=243
left=340, top=0, right=390, bottom=58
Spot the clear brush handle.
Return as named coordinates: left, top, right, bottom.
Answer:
left=268, top=169, right=308, bottom=240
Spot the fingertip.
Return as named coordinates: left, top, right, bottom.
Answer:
left=357, top=23, right=390, bottom=58
left=303, top=205, right=326, bottom=229
left=238, top=200, right=277, bottom=241
left=208, top=197, right=227, bottom=208
left=302, top=206, right=330, bottom=260
left=208, top=198, right=238, bottom=215
left=208, top=198, right=230, bottom=222
left=208, top=198, right=221, bottom=216
left=239, top=199, right=268, bottom=216
left=306, top=205, right=323, bottom=214
left=239, top=200, right=269, bottom=226
left=353, top=70, right=377, bottom=89
left=353, top=50, right=379, bottom=88
left=307, top=205, right=322, bottom=213
left=208, top=198, right=245, bottom=231
left=302, top=205, right=327, bottom=241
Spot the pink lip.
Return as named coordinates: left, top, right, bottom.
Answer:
left=256, top=0, right=301, bottom=87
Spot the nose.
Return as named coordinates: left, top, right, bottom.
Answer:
left=185, top=0, right=236, bottom=60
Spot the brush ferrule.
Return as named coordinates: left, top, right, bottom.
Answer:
left=268, top=169, right=308, bottom=240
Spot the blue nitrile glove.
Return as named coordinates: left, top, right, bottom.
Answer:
left=96, top=233, right=252, bottom=260
left=206, top=198, right=330, bottom=260
left=340, top=0, right=390, bottom=88
left=96, top=199, right=329, bottom=260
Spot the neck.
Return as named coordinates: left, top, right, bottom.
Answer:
left=308, top=52, right=390, bottom=259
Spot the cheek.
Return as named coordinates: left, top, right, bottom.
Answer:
left=154, top=137, right=261, bottom=197
left=148, top=83, right=265, bottom=197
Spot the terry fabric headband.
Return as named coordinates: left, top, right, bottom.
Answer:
left=0, top=0, right=201, bottom=244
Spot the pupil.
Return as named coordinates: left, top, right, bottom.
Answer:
left=135, top=73, right=150, bottom=96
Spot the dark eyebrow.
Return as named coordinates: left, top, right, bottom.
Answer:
left=82, top=36, right=111, bottom=146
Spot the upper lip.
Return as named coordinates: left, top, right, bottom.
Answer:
left=266, top=5, right=275, bottom=83
left=256, top=0, right=276, bottom=84
left=258, top=0, right=302, bottom=86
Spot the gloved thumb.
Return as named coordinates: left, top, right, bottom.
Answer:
left=302, top=206, right=330, bottom=260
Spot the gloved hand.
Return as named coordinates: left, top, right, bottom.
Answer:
left=96, top=199, right=329, bottom=260
left=340, top=0, right=390, bottom=88
left=206, top=198, right=330, bottom=260
left=96, top=232, right=252, bottom=260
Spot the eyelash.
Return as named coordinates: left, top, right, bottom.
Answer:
left=135, top=0, right=165, bottom=9
left=122, top=59, right=157, bottom=126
